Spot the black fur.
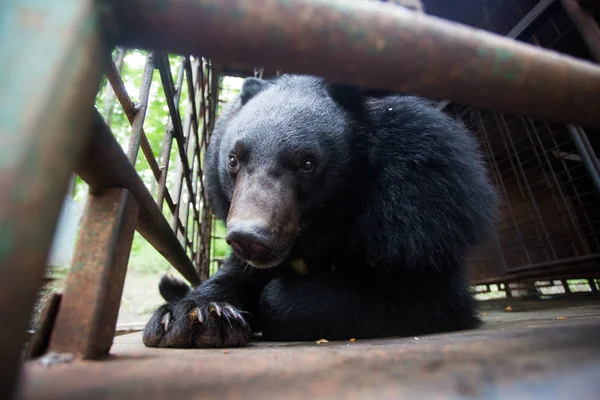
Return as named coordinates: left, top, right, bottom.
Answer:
left=143, top=75, right=498, bottom=348
left=158, top=274, right=191, bottom=303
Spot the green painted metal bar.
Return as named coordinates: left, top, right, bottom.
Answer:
left=0, top=0, right=109, bottom=398
left=113, top=0, right=600, bottom=127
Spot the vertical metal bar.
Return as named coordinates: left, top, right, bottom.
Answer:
left=524, top=117, right=588, bottom=255
left=104, top=47, right=126, bottom=125
left=542, top=121, right=598, bottom=251
left=476, top=109, right=532, bottom=265
left=157, top=57, right=186, bottom=210
left=199, top=60, right=209, bottom=147
left=157, top=56, right=199, bottom=222
left=561, top=279, right=572, bottom=294
left=520, top=118, right=579, bottom=256
left=566, top=125, right=600, bottom=196
left=25, top=292, right=62, bottom=360
left=456, top=113, right=509, bottom=274
left=105, top=58, right=176, bottom=211
left=127, top=53, right=155, bottom=164
left=495, top=112, right=555, bottom=261
left=576, top=126, right=600, bottom=176
left=49, top=188, right=140, bottom=359
left=0, top=1, right=107, bottom=397
left=171, top=57, right=200, bottom=236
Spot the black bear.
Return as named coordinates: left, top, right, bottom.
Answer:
left=143, top=75, right=498, bottom=348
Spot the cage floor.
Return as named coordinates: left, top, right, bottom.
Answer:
left=21, top=295, right=600, bottom=400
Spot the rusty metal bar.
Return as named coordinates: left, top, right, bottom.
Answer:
left=113, top=0, right=600, bottom=127
left=49, top=188, right=140, bottom=359
left=438, top=0, right=560, bottom=111
left=0, top=1, right=108, bottom=397
left=76, top=109, right=201, bottom=286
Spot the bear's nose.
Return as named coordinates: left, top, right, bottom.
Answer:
left=226, top=221, right=274, bottom=261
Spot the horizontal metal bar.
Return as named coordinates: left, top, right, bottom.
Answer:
left=472, top=265, right=600, bottom=285
left=438, top=0, right=559, bottom=111
left=112, top=0, right=600, bottom=127
left=76, top=109, right=201, bottom=286
left=507, top=253, right=600, bottom=274
left=0, top=1, right=108, bottom=397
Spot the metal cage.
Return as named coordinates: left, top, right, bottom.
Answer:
left=1, top=0, right=600, bottom=398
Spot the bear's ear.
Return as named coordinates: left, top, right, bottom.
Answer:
left=326, top=82, right=365, bottom=112
left=327, top=82, right=394, bottom=115
left=240, top=77, right=271, bottom=105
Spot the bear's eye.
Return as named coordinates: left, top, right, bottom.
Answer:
left=228, top=155, right=238, bottom=169
left=299, top=158, right=315, bottom=173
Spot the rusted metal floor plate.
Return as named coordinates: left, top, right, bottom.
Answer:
left=21, top=296, right=600, bottom=400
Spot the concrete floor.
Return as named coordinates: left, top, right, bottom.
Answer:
left=21, top=295, right=600, bottom=400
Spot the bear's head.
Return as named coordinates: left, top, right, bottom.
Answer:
left=212, top=75, right=365, bottom=268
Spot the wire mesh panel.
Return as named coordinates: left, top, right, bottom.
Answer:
left=463, top=109, right=600, bottom=284
left=37, top=51, right=222, bottom=359
left=100, top=51, right=220, bottom=280
left=441, top=0, right=600, bottom=285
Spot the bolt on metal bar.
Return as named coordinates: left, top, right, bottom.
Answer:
left=76, top=109, right=201, bottom=286
left=0, top=0, right=108, bottom=397
left=113, top=0, right=600, bottom=127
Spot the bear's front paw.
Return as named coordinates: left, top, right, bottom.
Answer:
left=143, top=299, right=251, bottom=348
